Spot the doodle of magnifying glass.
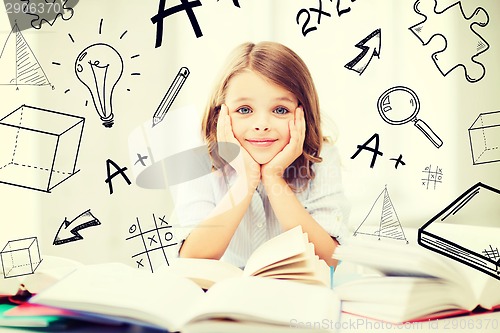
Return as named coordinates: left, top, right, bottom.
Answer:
left=377, top=86, right=443, bottom=148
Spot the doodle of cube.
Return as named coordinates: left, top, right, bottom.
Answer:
left=1, top=237, right=42, bottom=278
left=0, top=105, right=84, bottom=192
left=469, top=111, right=500, bottom=165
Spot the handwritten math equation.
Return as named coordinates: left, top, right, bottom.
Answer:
left=296, top=0, right=359, bottom=37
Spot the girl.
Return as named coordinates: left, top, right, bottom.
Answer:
left=175, top=41, right=349, bottom=268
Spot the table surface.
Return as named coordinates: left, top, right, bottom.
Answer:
left=2, top=311, right=499, bottom=333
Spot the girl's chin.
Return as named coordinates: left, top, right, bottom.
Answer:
left=249, top=152, right=278, bottom=165
left=255, top=159, right=271, bottom=165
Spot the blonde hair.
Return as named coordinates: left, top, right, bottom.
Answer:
left=202, top=41, right=326, bottom=190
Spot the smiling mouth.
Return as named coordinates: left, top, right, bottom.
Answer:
left=246, top=139, right=278, bottom=147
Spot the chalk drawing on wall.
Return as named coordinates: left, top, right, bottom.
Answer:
left=409, top=0, right=489, bottom=83
left=53, top=209, right=101, bottom=245
left=151, top=0, right=244, bottom=48
left=1, top=237, right=42, bottom=279
left=295, top=0, right=361, bottom=37
left=151, top=0, right=204, bottom=48
left=3, top=0, right=79, bottom=32
left=217, top=0, right=241, bottom=7
left=0, top=105, right=84, bottom=192
left=126, top=214, right=178, bottom=273
left=482, top=245, right=500, bottom=276
left=377, top=86, right=443, bottom=148
left=51, top=18, right=140, bottom=127
left=418, top=182, right=500, bottom=280
left=152, top=66, right=190, bottom=127
left=350, top=133, right=407, bottom=170
left=345, top=28, right=381, bottom=75
left=354, top=185, right=409, bottom=244
left=21, top=0, right=79, bottom=29
left=104, top=158, right=132, bottom=195
left=421, top=164, right=443, bottom=190
left=75, top=43, right=123, bottom=128
left=468, top=110, right=500, bottom=165
left=0, top=23, right=51, bottom=87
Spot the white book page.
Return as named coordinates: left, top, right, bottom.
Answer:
left=456, top=260, right=500, bottom=308
left=334, top=236, right=462, bottom=280
left=256, top=259, right=313, bottom=277
left=0, top=256, right=83, bottom=294
left=243, top=226, right=306, bottom=276
left=477, top=277, right=500, bottom=309
left=29, top=263, right=205, bottom=331
left=186, top=276, right=340, bottom=326
left=249, top=252, right=307, bottom=276
left=162, top=258, right=243, bottom=289
left=250, top=242, right=315, bottom=277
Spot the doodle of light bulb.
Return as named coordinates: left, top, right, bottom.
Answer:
left=75, top=43, right=123, bottom=128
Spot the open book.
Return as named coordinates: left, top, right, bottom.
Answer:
left=29, top=262, right=340, bottom=332
left=0, top=256, right=83, bottom=295
left=165, top=225, right=330, bottom=289
left=332, top=233, right=500, bottom=323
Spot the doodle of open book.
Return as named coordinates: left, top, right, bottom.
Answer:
left=418, top=182, right=500, bottom=280
left=353, top=185, right=409, bottom=243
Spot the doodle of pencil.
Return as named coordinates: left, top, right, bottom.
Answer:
left=152, top=67, right=190, bottom=127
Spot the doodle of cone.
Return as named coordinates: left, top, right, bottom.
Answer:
left=75, top=43, right=123, bottom=128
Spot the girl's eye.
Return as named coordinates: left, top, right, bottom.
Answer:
left=237, top=107, right=252, bottom=114
left=274, top=106, right=289, bottom=115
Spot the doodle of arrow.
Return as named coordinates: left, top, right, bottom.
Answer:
left=53, top=209, right=101, bottom=245
left=345, top=28, right=382, bottom=75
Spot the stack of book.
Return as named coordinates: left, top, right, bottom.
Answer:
left=333, top=182, right=500, bottom=323
left=2, top=226, right=340, bottom=332
left=332, top=233, right=500, bottom=323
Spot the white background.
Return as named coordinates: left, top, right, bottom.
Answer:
left=0, top=0, right=498, bottom=270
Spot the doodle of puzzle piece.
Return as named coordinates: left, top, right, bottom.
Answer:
left=409, top=0, right=489, bottom=83
left=21, top=0, right=79, bottom=29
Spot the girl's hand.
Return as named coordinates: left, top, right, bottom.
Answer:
left=217, top=104, right=261, bottom=191
left=261, top=107, right=305, bottom=182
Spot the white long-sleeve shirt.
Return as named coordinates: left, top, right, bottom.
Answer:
left=170, top=142, right=350, bottom=269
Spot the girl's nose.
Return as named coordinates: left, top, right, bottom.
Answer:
left=254, top=125, right=269, bottom=131
left=254, top=113, right=270, bottom=131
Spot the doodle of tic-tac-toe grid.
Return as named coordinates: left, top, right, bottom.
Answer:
left=421, top=164, right=443, bottom=190
left=1, top=237, right=42, bottom=278
left=126, top=214, right=178, bottom=273
left=409, top=0, right=490, bottom=83
left=469, top=111, right=500, bottom=165
left=0, top=105, right=84, bottom=192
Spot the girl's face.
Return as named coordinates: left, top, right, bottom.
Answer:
left=224, top=70, right=299, bottom=164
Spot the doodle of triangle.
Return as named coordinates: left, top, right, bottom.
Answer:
left=0, top=24, right=17, bottom=84
left=354, top=186, right=408, bottom=243
left=0, top=23, right=50, bottom=86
